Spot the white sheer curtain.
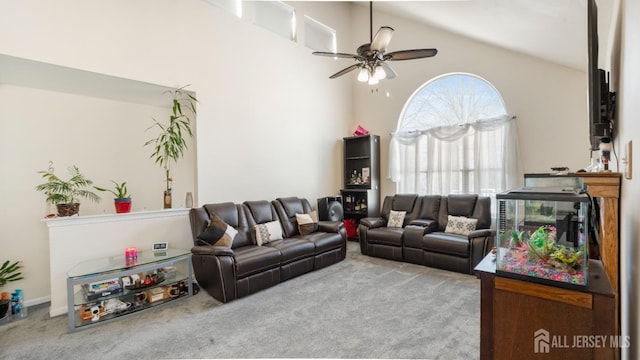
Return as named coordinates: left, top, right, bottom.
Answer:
left=389, top=115, right=520, bottom=198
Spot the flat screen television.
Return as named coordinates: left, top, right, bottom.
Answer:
left=587, top=0, right=614, bottom=151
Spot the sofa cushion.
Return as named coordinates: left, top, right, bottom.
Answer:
left=298, top=231, right=344, bottom=254
left=387, top=210, right=406, bottom=228
left=296, top=211, right=318, bottom=235
left=266, top=238, right=315, bottom=263
left=444, top=215, right=478, bottom=236
left=367, top=227, right=404, bottom=247
left=197, top=213, right=237, bottom=247
left=422, top=232, right=470, bottom=257
left=255, top=220, right=283, bottom=246
left=233, top=245, right=282, bottom=278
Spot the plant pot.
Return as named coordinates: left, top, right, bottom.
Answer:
left=0, top=299, right=9, bottom=320
left=114, top=198, right=132, bottom=213
left=57, top=203, right=80, bottom=217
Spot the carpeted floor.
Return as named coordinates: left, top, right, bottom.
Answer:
left=0, top=242, right=480, bottom=360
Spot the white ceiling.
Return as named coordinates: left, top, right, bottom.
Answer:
left=358, top=0, right=614, bottom=71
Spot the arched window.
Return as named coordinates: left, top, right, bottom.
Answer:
left=389, top=73, right=519, bottom=198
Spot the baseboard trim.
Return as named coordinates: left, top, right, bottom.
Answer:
left=49, top=305, right=67, bottom=317
left=25, top=296, right=50, bottom=308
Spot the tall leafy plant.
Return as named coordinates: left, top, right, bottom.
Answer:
left=0, top=260, right=23, bottom=287
left=145, top=85, right=198, bottom=191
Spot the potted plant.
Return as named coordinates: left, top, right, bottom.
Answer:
left=0, top=260, right=23, bottom=320
left=144, top=85, right=198, bottom=208
left=35, top=165, right=101, bottom=216
left=95, top=180, right=132, bottom=213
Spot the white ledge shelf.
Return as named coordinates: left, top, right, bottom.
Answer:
left=0, top=53, right=177, bottom=107
left=42, top=208, right=190, bottom=228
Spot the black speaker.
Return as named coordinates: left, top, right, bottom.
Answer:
left=317, top=196, right=343, bottom=221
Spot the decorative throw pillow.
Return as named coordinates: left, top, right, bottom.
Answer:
left=387, top=210, right=407, bottom=228
left=197, top=213, right=238, bottom=248
left=444, top=215, right=478, bottom=236
left=255, top=220, right=283, bottom=246
left=296, top=211, right=319, bottom=235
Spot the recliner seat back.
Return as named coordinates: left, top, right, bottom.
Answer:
left=273, top=197, right=314, bottom=238
left=380, top=194, right=422, bottom=227
left=437, top=194, right=491, bottom=231
left=416, top=195, right=442, bottom=221
left=203, top=202, right=252, bottom=248
left=244, top=200, right=283, bottom=242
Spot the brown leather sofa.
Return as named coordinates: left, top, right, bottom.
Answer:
left=189, top=197, right=347, bottom=303
left=359, top=194, right=494, bottom=274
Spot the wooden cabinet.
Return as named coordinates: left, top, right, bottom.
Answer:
left=577, top=172, right=622, bottom=356
left=341, top=135, right=380, bottom=224
left=475, top=256, right=617, bottom=360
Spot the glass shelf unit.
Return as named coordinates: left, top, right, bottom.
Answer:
left=66, top=248, right=193, bottom=332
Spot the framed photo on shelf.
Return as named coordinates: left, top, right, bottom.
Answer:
left=362, top=167, right=370, bottom=183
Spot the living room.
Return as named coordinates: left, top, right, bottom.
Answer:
left=0, top=0, right=638, bottom=359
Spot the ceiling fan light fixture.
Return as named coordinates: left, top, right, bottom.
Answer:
left=371, top=26, right=394, bottom=52
left=311, top=1, right=436, bottom=82
left=357, top=67, right=369, bottom=82
left=374, top=65, right=386, bottom=80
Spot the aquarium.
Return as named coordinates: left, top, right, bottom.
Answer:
left=523, top=173, right=584, bottom=190
left=495, top=188, right=590, bottom=290
left=523, top=174, right=584, bottom=226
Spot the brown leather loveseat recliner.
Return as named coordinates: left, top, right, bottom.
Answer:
left=359, top=194, right=494, bottom=275
left=189, top=197, right=346, bottom=303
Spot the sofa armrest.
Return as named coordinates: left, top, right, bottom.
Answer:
left=468, top=228, right=495, bottom=239
left=317, top=220, right=344, bottom=233
left=403, top=225, right=429, bottom=249
left=191, top=245, right=235, bottom=257
left=468, top=230, right=495, bottom=274
left=360, top=217, right=386, bottom=229
left=190, top=245, right=236, bottom=303
left=408, top=219, right=438, bottom=232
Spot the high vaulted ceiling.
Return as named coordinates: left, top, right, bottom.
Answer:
left=358, top=0, right=615, bottom=71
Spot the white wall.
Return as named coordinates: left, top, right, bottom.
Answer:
left=618, top=0, right=640, bottom=358
left=194, top=0, right=354, bottom=204
left=0, top=84, right=196, bottom=305
left=0, top=0, right=353, bottom=305
left=347, top=5, right=590, bottom=199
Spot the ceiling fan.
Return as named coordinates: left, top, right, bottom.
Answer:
left=312, top=1, right=438, bottom=85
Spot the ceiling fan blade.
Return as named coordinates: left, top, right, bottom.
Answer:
left=370, top=26, right=394, bottom=52
left=313, top=51, right=360, bottom=60
left=329, top=64, right=361, bottom=79
left=381, top=62, right=397, bottom=79
left=386, top=48, right=438, bottom=61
